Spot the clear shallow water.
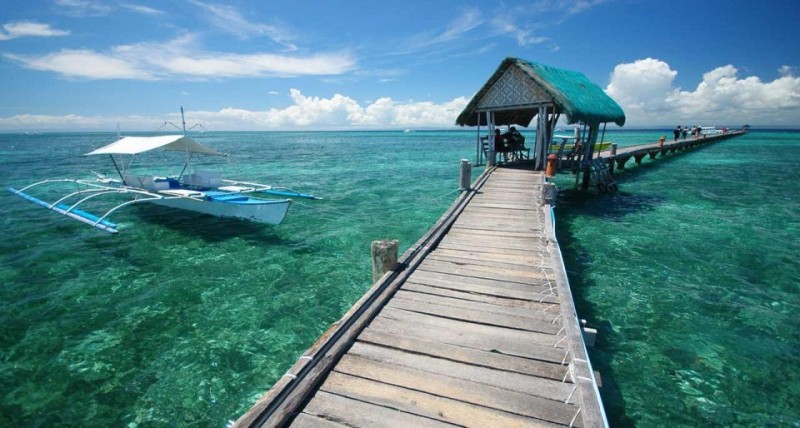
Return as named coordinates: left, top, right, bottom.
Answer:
left=1, top=130, right=798, bottom=426
left=553, top=131, right=800, bottom=426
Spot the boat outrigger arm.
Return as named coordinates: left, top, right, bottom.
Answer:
left=8, top=134, right=321, bottom=234
left=9, top=179, right=166, bottom=234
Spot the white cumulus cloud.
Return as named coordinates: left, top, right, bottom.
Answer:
left=606, top=58, right=800, bottom=126
left=0, top=90, right=470, bottom=131
left=0, top=21, right=70, bottom=41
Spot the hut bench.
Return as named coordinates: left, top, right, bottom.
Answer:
left=481, top=137, right=531, bottom=163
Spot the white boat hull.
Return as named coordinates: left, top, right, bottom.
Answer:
left=148, top=196, right=291, bottom=225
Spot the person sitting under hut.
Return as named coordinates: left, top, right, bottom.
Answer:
left=503, top=126, right=525, bottom=160
left=494, top=129, right=509, bottom=162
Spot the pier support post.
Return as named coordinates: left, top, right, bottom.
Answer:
left=581, top=319, right=597, bottom=348
left=371, top=240, right=398, bottom=284
left=458, top=159, right=472, bottom=191
left=542, top=182, right=557, bottom=206
left=608, top=143, right=617, bottom=174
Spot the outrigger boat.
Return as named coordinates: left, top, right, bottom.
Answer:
left=8, top=112, right=321, bottom=234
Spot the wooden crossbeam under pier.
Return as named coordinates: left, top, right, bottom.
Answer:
left=234, top=166, right=606, bottom=428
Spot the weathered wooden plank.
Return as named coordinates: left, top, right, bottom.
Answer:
left=393, top=288, right=558, bottom=321
left=419, top=259, right=553, bottom=284
left=434, top=243, right=549, bottom=258
left=357, top=327, right=569, bottom=381
left=459, top=209, right=537, bottom=219
left=455, top=214, right=541, bottom=225
left=436, top=241, right=548, bottom=258
left=439, top=236, right=547, bottom=252
left=444, top=227, right=547, bottom=240
left=374, top=306, right=566, bottom=351
left=482, top=178, right=540, bottom=186
left=440, top=235, right=546, bottom=251
left=447, top=227, right=546, bottom=240
left=388, top=291, right=561, bottom=334
left=428, top=252, right=550, bottom=271
left=455, top=215, right=543, bottom=226
left=470, top=195, right=538, bottom=205
left=320, top=372, right=560, bottom=427
left=291, top=413, right=347, bottom=428
left=402, top=281, right=560, bottom=308
left=301, top=390, right=456, bottom=428
left=452, top=223, right=545, bottom=234
left=345, top=342, right=575, bottom=401
left=466, top=203, right=539, bottom=212
left=456, top=216, right=540, bottom=226
left=331, top=353, right=580, bottom=426
left=462, top=201, right=542, bottom=211
left=428, top=248, right=550, bottom=270
left=410, top=268, right=556, bottom=294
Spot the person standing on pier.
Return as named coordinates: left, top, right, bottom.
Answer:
left=674, top=125, right=681, bottom=141
left=682, top=126, right=688, bottom=140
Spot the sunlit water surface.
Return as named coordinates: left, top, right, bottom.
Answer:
left=1, top=130, right=797, bottom=426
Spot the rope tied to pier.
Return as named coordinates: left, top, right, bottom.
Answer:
left=569, top=407, right=582, bottom=427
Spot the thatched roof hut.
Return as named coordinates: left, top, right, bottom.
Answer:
left=457, top=57, right=625, bottom=175
left=456, top=57, right=625, bottom=127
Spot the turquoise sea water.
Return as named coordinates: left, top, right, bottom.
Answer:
left=1, top=130, right=798, bottom=426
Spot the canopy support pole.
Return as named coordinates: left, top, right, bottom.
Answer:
left=110, top=155, right=124, bottom=182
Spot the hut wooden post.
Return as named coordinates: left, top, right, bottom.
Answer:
left=581, top=123, right=600, bottom=190
left=458, top=159, right=472, bottom=191
left=371, top=240, right=398, bottom=284
left=486, top=111, right=496, bottom=167
left=475, top=114, right=482, bottom=165
left=534, top=106, right=548, bottom=170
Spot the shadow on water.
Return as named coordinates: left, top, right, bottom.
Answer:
left=554, top=188, right=660, bottom=427
left=129, top=205, right=289, bottom=244
left=558, top=187, right=664, bottom=221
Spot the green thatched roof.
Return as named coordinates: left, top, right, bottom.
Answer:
left=456, top=57, right=626, bottom=127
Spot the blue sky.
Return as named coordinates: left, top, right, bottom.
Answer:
left=0, top=0, right=798, bottom=130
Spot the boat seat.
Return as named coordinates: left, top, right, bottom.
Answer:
left=182, top=170, right=222, bottom=189
left=123, top=174, right=169, bottom=191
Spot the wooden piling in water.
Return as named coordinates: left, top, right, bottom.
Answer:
left=459, top=158, right=472, bottom=191
left=371, top=240, right=398, bottom=284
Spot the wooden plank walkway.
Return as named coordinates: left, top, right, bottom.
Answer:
left=234, top=166, right=606, bottom=428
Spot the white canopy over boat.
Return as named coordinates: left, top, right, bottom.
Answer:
left=84, top=135, right=225, bottom=156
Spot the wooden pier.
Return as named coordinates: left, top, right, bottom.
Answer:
left=600, top=131, right=746, bottom=173
left=234, top=165, right=605, bottom=427
left=551, top=130, right=746, bottom=192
